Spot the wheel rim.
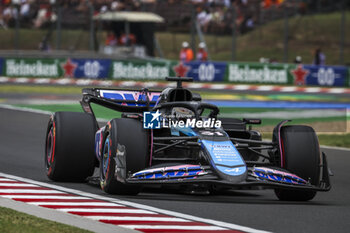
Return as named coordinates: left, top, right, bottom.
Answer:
left=102, top=135, right=111, bottom=180
left=45, top=124, right=55, bottom=170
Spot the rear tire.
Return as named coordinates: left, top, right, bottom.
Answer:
left=274, top=125, right=320, bottom=201
left=100, top=118, right=149, bottom=195
left=45, top=112, right=97, bottom=182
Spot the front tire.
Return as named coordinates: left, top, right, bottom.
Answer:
left=100, top=118, right=149, bottom=195
left=274, top=125, right=321, bottom=201
left=45, top=112, right=97, bottom=182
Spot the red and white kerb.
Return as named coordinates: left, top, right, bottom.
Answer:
left=0, top=176, right=244, bottom=233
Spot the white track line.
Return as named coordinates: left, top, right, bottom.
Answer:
left=186, top=83, right=204, bottom=89
left=76, top=80, right=93, bottom=86
left=0, top=195, right=91, bottom=199
left=33, top=78, right=51, bottom=84
left=0, top=183, right=39, bottom=187
left=0, top=172, right=271, bottom=233
left=0, top=104, right=52, bottom=115
left=56, top=208, right=155, bottom=214
left=100, top=81, right=113, bottom=86
left=120, top=225, right=227, bottom=230
left=87, top=216, right=189, bottom=222
left=27, top=202, right=123, bottom=206
left=120, top=81, right=137, bottom=87
left=142, top=82, right=157, bottom=88
left=304, top=87, right=321, bottom=93
left=279, top=86, right=298, bottom=92
left=328, top=88, right=346, bottom=94
left=210, top=84, right=227, bottom=90
left=0, top=190, right=64, bottom=194
left=0, top=105, right=108, bottom=124
left=0, top=178, right=15, bottom=181
left=0, top=77, right=9, bottom=82
left=232, top=85, right=250, bottom=90
left=55, top=79, right=72, bottom=85
left=255, top=86, right=275, bottom=91
left=15, top=78, right=29, bottom=83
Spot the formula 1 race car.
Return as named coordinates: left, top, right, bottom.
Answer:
left=45, top=77, right=331, bottom=201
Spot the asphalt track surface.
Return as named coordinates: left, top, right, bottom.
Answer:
left=0, top=107, right=350, bottom=233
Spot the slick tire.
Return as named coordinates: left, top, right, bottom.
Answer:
left=100, top=118, right=149, bottom=195
left=274, top=125, right=320, bottom=201
left=45, top=112, right=97, bottom=182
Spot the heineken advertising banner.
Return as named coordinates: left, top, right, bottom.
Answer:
left=226, top=62, right=294, bottom=85
left=3, top=58, right=112, bottom=79
left=4, top=58, right=64, bottom=77
left=1, top=57, right=349, bottom=87
left=300, top=65, right=348, bottom=87
left=184, top=61, right=227, bottom=82
left=110, top=60, right=175, bottom=80
left=99, top=60, right=228, bottom=81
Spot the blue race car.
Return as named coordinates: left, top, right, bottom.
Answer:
left=45, top=77, right=331, bottom=201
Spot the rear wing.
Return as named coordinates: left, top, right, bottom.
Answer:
left=80, top=88, right=161, bottom=123
left=80, top=77, right=193, bottom=125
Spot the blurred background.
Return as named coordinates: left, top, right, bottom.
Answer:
left=0, top=0, right=348, bottom=64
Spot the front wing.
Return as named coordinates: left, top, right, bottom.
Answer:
left=124, top=153, right=331, bottom=192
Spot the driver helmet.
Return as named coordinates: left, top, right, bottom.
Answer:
left=171, top=107, right=195, bottom=120
left=158, top=87, right=172, bottom=104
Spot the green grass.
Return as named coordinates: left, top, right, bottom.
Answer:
left=317, top=134, right=350, bottom=148
left=15, top=103, right=122, bottom=120
left=0, top=85, right=83, bottom=94
left=262, top=132, right=350, bottom=148
left=0, top=11, right=349, bottom=64
left=0, top=206, right=92, bottom=233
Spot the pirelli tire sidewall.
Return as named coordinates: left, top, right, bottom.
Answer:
left=275, top=125, right=321, bottom=201
left=45, top=112, right=96, bottom=182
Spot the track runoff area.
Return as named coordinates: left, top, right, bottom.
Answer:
left=0, top=173, right=269, bottom=233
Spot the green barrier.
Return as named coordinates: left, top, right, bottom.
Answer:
left=225, top=62, right=296, bottom=85
left=4, top=58, right=65, bottom=77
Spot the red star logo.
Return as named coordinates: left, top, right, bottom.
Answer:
left=291, top=65, right=309, bottom=86
left=61, top=59, right=77, bottom=78
left=173, top=62, right=190, bottom=77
